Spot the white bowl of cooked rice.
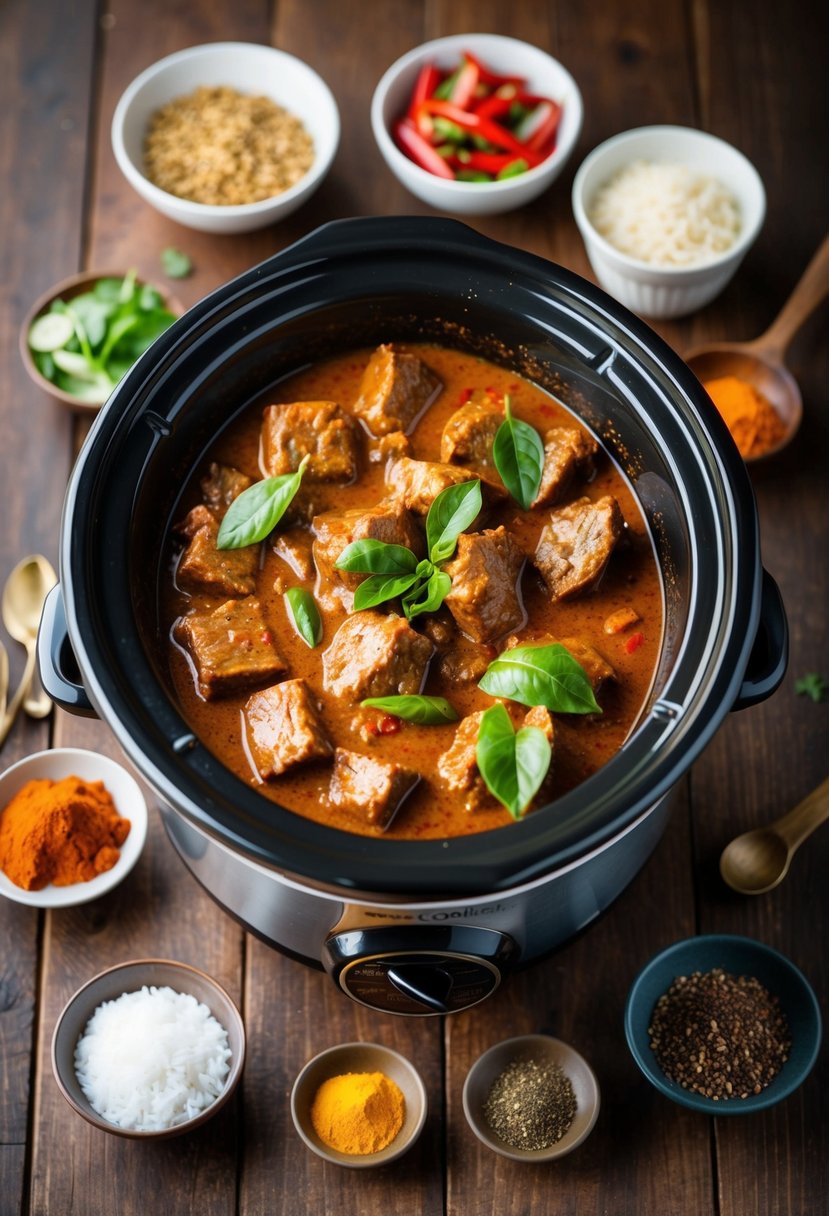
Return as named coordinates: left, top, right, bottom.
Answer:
left=572, top=125, right=765, bottom=318
left=51, top=959, right=245, bottom=1138
left=112, top=42, right=340, bottom=233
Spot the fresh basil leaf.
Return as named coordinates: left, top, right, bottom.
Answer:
left=217, top=455, right=308, bottom=549
left=139, top=284, right=164, bottom=311
left=361, top=695, right=459, bottom=724
left=426, top=479, right=482, bottom=564
left=493, top=397, right=544, bottom=510
left=478, top=643, right=601, bottom=714
left=93, top=277, right=125, bottom=303
left=284, top=587, right=322, bottom=648
left=161, top=247, right=192, bottom=279
left=476, top=703, right=552, bottom=819
left=335, top=538, right=419, bottom=575
left=353, top=571, right=420, bottom=611
left=402, top=569, right=451, bottom=620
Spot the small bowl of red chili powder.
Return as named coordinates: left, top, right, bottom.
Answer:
left=625, top=934, right=821, bottom=1114
left=0, top=747, right=148, bottom=907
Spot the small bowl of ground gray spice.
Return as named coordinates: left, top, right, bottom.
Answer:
left=112, top=42, right=340, bottom=233
left=625, top=935, right=822, bottom=1114
left=463, top=1035, right=600, bottom=1161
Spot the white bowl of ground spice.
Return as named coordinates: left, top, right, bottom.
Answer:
left=112, top=42, right=340, bottom=233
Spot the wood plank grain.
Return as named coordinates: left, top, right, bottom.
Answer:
left=0, top=1, right=97, bottom=1212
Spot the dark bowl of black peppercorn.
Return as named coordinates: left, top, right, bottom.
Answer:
left=625, top=935, right=822, bottom=1114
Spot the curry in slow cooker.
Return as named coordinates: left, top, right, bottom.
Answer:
left=161, top=343, right=663, bottom=839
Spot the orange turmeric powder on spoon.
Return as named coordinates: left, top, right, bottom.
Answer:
left=703, top=374, right=786, bottom=459
left=0, top=776, right=130, bottom=890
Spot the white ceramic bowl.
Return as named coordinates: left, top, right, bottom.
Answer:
left=371, top=33, right=583, bottom=216
left=111, top=42, right=340, bottom=234
left=0, top=748, right=148, bottom=907
left=572, top=125, right=765, bottom=318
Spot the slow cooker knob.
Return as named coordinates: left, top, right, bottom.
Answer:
left=385, top=963, right=454, bottom=1012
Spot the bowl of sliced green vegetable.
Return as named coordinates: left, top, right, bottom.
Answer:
left=20, top=269, right=182, bottom=412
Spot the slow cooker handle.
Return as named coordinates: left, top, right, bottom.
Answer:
left=37, top=584, right=97, bottom=717
left=732, top=568, right=788, bottom=711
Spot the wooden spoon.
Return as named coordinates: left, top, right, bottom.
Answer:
left=685, top=232, right=829, bottom=462
left=720, top=776, right=829, bottom=894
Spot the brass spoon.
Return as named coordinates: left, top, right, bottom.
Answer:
left=685, top=232, right=829, bottom=462
left=720, top=776, right=829, bottom=894
left=1, top=554, right=58, bottom=721
left=0, top=641, right=8, bottom=721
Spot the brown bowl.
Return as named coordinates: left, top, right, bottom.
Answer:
left=51, top=958, right=245, bottom=1139
left=20, top=270, right=183, bottom=414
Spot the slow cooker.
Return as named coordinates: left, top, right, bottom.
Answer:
left=40, top=218, right=787, bottom=1015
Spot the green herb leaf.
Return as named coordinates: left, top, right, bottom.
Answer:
left=492, top=397, right=544, bottom=510
left=161, top=247, right=192, bottom=279
left=217, top=455, right=308, bottom=549
left=335, top=538, right=419, bottom=575
left=361, top=695, right=459, bottom=724
left=795, top=672, right=829, bottom=704
left=426, top=479, right=482, bottom=564
left=478, top=643, right=601, bottom=714
left=353, top=571, right=421, bottom=611
left=475, top=703, right=552, bottom=819
left=402, top=569, right=452, bottom=620
left=284, top=587, right=322, bottom=648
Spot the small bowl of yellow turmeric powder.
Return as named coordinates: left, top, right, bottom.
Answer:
left=291, top=1042, right=428, bottom=1168
left=0, top=748, right=148, bottom=907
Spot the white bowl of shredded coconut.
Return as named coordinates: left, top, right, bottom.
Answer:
left=112, top=42, right=340, bottom=233
left=52, top=959, right=245, bottom=1138
left=572, top=126, right=765, bottom=318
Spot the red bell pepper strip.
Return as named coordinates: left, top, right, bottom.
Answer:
left=462, top=50, right=526, bottom=89
left=407, top=64, right=441, bottom=119
left=472, top=93, right=515, bottom=122
left=449, top=57, right=480, bottom=109
left=525, top=100, right=562, bottom=153
left=465, top=150, right=528, bottom=174
left=416, top=99, right=543, bottom=163
left=393, top=119, right=455, bottom=179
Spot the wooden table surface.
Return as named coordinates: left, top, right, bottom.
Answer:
left=1, top=2, right=827, bottom=1213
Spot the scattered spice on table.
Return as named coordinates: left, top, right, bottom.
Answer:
left=648, top=968, right=791, bottom=1100
left=144, top=85, right=314, bottom=206
left=483, top=1057, right=576, bottom=1150
left=310, top=1070, right=405, bottom=1155
left=0, top=776, right=130, bottom=890
left=703, top=374, right=786, bottom=459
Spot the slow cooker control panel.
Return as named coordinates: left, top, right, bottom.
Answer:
left=324, top=926, right=516, bottom=1015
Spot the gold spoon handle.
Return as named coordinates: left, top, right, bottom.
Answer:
left=773, top=775, right=829, bottom=850
left=0, top=646, right=36, bottom=748
left=755, top=232, right=829, bottom=361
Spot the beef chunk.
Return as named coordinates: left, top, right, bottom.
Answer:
left=436, top=711, right=495, bottom=812
left=368, top=430, right=412, bottom=465
left=174, top=598, right=287, bottom=699
left=440, top=392, right=503, bottom=469
left=272, top=528, right=315, bottom=581
left=322, top=611, right=434, bottom=701
left=443, top=526, right=525, bottom=644
left=261, top=401, right=359, bottom=482
left=532, top=427, right=599, bottom=509
left=244, top=679, right=333, bottom=779
left=524, top=704, right=555, bottom=743
left=439, top=635, right=491, bottom=685
left=200, top=462, right=252, bottom=512
left=352, top=344, right=441, bottom=437
left=329, top=748, right=419, bottom=828
left=176, top=505, right=258, bottom=598
left=386, top=457, right=505, bottom=516
left=534, top=495, right=624, bottom=600
left=313, top=503, right=423, bottom=610
left=557, top=637, right=616, bottom=691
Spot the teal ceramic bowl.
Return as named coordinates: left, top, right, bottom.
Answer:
left=625, top=935, right=821, bottom=1114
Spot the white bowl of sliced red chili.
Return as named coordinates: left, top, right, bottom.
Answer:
left=371, top=34, right=583, bottom=215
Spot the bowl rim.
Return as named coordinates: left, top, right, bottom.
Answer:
left=0, top=746, right=148, bottom=907
left=111, top=39, right=341, bottom=219
left=19, top=268, right=184, bottom=414
left=289, top=1040, right=428, bottom=1167
left=370, top=31, right=584, bottom=195
left=624, top=933, right=823, bottom=1114
left=51, top=956, right=246, bottom=1139
left=572, top=123, right=766, bottom=277
left=461, top=1032, right=601, bottom=1160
